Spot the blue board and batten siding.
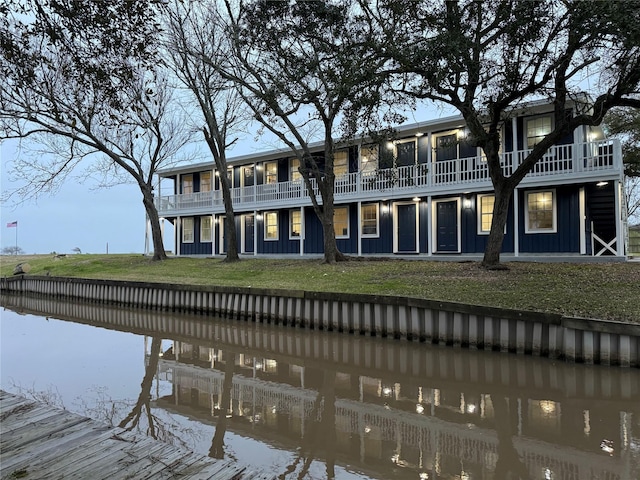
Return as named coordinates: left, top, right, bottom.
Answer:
left=177, top=185, right=595, bottom=256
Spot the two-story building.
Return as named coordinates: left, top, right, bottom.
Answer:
left=154, top=100, right=626, bottom=259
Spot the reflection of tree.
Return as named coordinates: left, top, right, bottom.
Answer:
left=209, top=353, right=236, bottom=459
left=118, top=337, right=162, bottom=436
left=492, top=395, right=531, bottom=480
left=279, top=370, right=337, bottom=480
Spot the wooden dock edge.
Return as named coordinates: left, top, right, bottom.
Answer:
left=1, top=275, right=639, bottom=367
left=0, top=390, right=274, bottom=480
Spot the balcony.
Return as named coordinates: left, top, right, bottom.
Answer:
left=156, top=140, right=621, bottom=216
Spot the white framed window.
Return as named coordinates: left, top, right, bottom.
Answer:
left=200, top=172, right=212, bottom=192
left=334, top=150, right=348, bottom=177
left=361, top=203, right=379, bottom=237
left=200, top=216, right=212, bottom=242
left=334, top=206, right=349, bottom=238
left=226, top=168, right=233, bottom=188
left=182, top=174, right=193, bottom=194
left=289, top=210, right=301, bottom=239
left=264, top=211, right=278, bottom=240
left=360, top=144, right=379, bottom=174
left=526, top=115, right=552, bottom=149
left=477, top=194, right=494, bottom=235
left=525, top=190, right=556, bottom=233
left=182, top=217, right=194, bottom=243
left=265, top=161, right=278, bottom=184
left=290, top=158, right=302, bottom=181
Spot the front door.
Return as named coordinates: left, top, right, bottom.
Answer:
left=396, top=203, right=417, bottom=252
left=436, top=200, right=459, bottom=252
left=244, top=214, right=254, bottom=253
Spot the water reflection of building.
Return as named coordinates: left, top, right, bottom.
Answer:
left=152, top=340, right=639, bottom=480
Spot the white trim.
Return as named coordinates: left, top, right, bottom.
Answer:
left=200, top=215, right=213, bottom=243
left=334, top=206, right=350, bottom=239
left=513, top=189, right=519, bottom=257
left=264, top=211, right=279, bottom=241
left=476, top=194, right=494, bottom=235
left=579, top=187, right=586, bottom=254
left=357, top=201, right=362, bottom=256
left=176, top=217, right=181, bottom=256
left=360, top=202, right=380, bottom=238
left=289, top=209, right=302, bottom=240
left=299, top=206, right=305, bottom=256
left=182, top=217, right=194, bottom=244
left=393, top=201, right=419, bottom=253
left=524, top=189, right=557, bottom=234
left=427, top=196, right=432, bottom=256
left=432, top=197, right=461, bottom=253
left=524, top=113, right=554, bottom=150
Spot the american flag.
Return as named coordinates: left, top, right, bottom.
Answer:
left=6, top=221, right=17, bottom=228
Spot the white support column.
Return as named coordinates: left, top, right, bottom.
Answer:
left=254, top=210, right=258, bottom=256
left=579, top=187, right=586, bottom=254
left=513, top=188, right=519, bottom=257
left=427, top=196, right=433, bottom=256
left=357, top=201, right=362, bottom=257
left=615, top=179, right=624, bottom=256
left=176, top=217, right=181, bottom=256
left=511, top=117, right=518, bottom=166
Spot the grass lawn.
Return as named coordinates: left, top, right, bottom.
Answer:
left=1, top=254, right=639, bottom=322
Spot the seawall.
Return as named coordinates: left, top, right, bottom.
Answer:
left=1, top=275, right=638, bottom=367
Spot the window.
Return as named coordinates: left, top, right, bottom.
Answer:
left=226, top=168, right=233, bottom=188
left=361, top=203, right=379, bottom=237
left=265, top=162, right=278, bottom=184
left=200, top=172, right=212, bottom=192
left=396, top=140, right=416, bottom=167
left=478, top=195, right=494, bottom=234
left=265, top=211, right=278, bottom=240
left=361, top=144, right=379, bottom=173
left=290, top=158, right=302, bottom=181
left=526, top=116, right=552, bottom=149
left=182, top=217, right=194, bottom=243
left=243, top=166, right=254, bottom=186
left=182, top=174, right=193, bottom=194
left=334, top=207, right=349, bottom=238
left=290, top=210, right=301, bottom=238
left=334, top=150, right=348, bottom=177
left=200, top=216, right=212, bottom=242
left=526, top=190, right=556, bottom=233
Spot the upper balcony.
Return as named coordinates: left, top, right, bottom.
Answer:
left=155, top=140, right=622, bottom=216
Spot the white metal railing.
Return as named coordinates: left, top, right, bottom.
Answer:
left=155, top=140, right=620, bottom=214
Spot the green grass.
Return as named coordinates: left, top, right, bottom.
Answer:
left=1, top=254, right=639, bottom=322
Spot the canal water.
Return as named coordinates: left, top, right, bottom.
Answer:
left=1, top=294, right=638, bottom=480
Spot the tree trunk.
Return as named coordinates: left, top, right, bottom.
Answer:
left=142, top=189, right=167, bottom=261
left=481, top=181, right=515, bottom=269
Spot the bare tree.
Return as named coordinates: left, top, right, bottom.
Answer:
left=165, top=0, right=250, bottom=262
left=368, top=0, right=640, bottom=267
left=0, top=0, right=193, bottom=261
left=219, top=0, right=388, bottom=264
left=604, top=107, right=640, bottom=224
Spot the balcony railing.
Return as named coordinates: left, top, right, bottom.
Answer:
left=156, top=140, right=620, bottom=215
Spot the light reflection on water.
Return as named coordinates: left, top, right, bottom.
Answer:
left=1, top=293, right=639, bottom=480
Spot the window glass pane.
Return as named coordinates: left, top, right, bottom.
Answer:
left=265, top=212, right=278, bottom=240
left=265, top=162, right=278, bottom=184
left=334, top=150, right=348, bottom=177
left=527, top=191, right=554, bottom=231
left=200, top=216, right=212, bottom=242
left=200, top=172, right=212, bottom=192
left=435, top=134, right=457, bottom=161
left=361, top=204, right=378, bottom=236
left=527, top=116, right=552, bottom=149
left=243, top=166, right=254, bottom=186
left=290, top=210, right=301, bottom=238
left=333, top=207, right=349, bottom=237
left=182, top=174, right=193, bottom=194
left=182, top=217, right=194, bottom=243
left=480, top=195, right=495, bottom=233
left=361, top=145, right=378, bottom=173
left=290, top=158, right=302, bottom=181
